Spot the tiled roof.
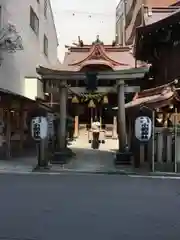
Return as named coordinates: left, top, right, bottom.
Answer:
left=125, top=87, right=174, bottom=109
left=125, top=83, right=180, bottom=109
left=60, top=44, right=139, bottom=71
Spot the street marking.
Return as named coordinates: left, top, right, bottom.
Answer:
left=0, top=170, right=114, bottom=176
left=129, top=175, right=180, bottom=180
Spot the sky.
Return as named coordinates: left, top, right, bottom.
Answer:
left=51, top=0, right=118, bottom=62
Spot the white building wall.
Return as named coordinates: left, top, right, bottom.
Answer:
left=116, top=0, right=125, bottom=45
left=0, top=0, right=58, bottom=99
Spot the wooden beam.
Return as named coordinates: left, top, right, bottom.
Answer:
left=69, top=86, right=140, bottom=93
left=38, top=67, right=149, bottom=82
left=125, top=86, right=140, bottom=92
left=44, top=86, right=140, bottom=94
left=39, top=74, right=86, bottom=81
left=98, top=73, right=146, bottom=80
left=40, top=72, right=146, bottom=81
left=37, top=66, right=149, bottom=76
left=69, top=87, right=115, bottom=94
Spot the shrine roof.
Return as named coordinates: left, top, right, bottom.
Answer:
left=59, top=43, right=139, bottom=71
left=36, top=65, right=149, bottom=77
left=113, top=81, right=180, bottom=110
left=125, top=82, right=180, bottom=109
left=36, top=37, right=149, bottom=78
left=135, top=7, right=180, bottom=60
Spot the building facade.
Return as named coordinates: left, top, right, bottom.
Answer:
left=116, top=0, right=179, bottom=45
left=0, top=0, right=59, bottom=100
left=125, top=8, right=180, bottom=172
left=116, top=0, right=125, bottom=45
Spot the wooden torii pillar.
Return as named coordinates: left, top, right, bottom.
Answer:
left=59, top=80, right=67, bottom=150
left=117, top=81, right=126, bottom=151
left=97, top=70, right=148, bottom=164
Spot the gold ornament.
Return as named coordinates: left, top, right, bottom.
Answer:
left=103, top=95, right=108, bottom=104
left=72, top=96, right=79, bottom=103
left=88, top=100, right=96, bottom=108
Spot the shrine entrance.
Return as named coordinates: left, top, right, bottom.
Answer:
left=68, top=64, right=117, bottom=137
left=37, top=65, right=148, bottom=162
left=36, top=36, right=148, bottom=166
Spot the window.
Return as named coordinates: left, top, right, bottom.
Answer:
left=30, top=7, right=39, bottom=35
left=43, top=34, right=48, bottom=56
left=44, top=0, right=47, bottom=18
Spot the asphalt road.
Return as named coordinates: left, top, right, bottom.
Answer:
left=0, top=174, right=180, bottom=240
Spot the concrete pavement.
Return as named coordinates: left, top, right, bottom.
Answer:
left=57, top=134, right=118, bottom=172
left=0, top=134, right=180, bottom=178
left=0, top=136, right=118, bottom=174
left=0, top=157, right=37, bottom=173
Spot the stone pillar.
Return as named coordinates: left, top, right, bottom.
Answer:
left=157, top=132, right=163, bottom=164
left=59, top=81, right=67, bottom=150
left=74, top=115, right=79, bottom=138
left=99, top=107, right=102, bottom=129
left=19, top=104, right=25, bottom=152
left=166, top=133, right=172, bottom=162
left=95, top=108, right=97, bottom=118
left=50, top=93, right=53, bottom=107
left=90, top=108, right=93, bottom=126
left=117, top=81, right=126, bottom=151
left=6, top=109, right=11, bottom=159
left=115, top=81, right=131, bottom=165
left=0, top=108, right=3, bottom=146
left=112, top=116, right=117, bottom=139
left=140, top=144, right=145, bottom=164
left=0, top=108, right=4, bottom=158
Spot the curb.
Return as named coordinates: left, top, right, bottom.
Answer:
left=30, top=169, right=180, bottom=177
left=33, top=169, right=130, bottom=175
left=0, top=168, right=180, bottom=178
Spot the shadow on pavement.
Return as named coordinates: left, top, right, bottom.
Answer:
left=52, top=146, right=116, bottom=172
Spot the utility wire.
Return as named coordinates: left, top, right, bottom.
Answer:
left=54, top=9, right=115, bottom=17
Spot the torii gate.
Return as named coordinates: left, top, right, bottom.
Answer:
left=36, top=36, right=148, bottom=161
left=37, top=66, right=148, bottom=159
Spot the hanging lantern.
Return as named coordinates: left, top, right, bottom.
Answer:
left=97, top=94, right=102, bottom=102
left=71, top=96, right=79, bottom=103
left=88, top=99, right=96, bottom=108
left=97, top=97, right=101, bottom=102
left=103, top=95, right=108, bottom=104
